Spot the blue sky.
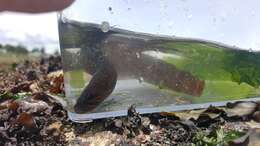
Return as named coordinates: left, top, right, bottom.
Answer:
left=0, top=0, right=260, bottom=53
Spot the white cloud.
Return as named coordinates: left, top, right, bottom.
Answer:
left=0, top=12, right=59, bottom=53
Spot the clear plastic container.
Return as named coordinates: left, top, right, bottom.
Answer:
left=58, top=0, right=260, bottom=122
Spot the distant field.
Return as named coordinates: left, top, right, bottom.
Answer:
left=0, top=53, right=37, bottom=64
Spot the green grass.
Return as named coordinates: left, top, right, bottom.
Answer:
left=156, top=41, right=260, bottom=102
left=192, top=127, right=246, bottom=146
left=161, top=42, right=260, bottom=86
left=65, top=70, right=88, bottom=89
left=0, top=53, right=38, bottom=71
left=193, top=80, right=259, bottom=103
left=162, top=42, right=234, bottom=81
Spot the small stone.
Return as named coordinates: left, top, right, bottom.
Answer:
left=226, top=101, right=257, bottom=117
left=62, top=127, right=72, bottom=133
left=255, top=101, right=260, bottom=111
left=136, top=134, right=150, bottom=144
left=114, top=119, right=123, bottom=128
left=16, top=112, right=35, bottom=128
left=53, top=130, right=60, bottom=137
left=142, top=117, right=150, bottom=127
left=47, top=121, right=62, bottom=132
left=27, top=70, right=38, bottom=81
left=149, top=124, right=157, bottom=131
left=7, top=101, right=19, bottom=110
left=127, top=105, right=138, bottom=117
left=253, top=111, right=260, bottom=122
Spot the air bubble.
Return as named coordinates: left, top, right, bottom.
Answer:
left=136, top=52, right=140, bottom=58
left=187, top=14, right=193, bottom=19
left=220, top=17, right=226, bottom=22
left=108, top=6, right=114, bottom=14
left=138, top=77, right=144, bottom=83
left=213, top=17, right=217, bottom=23
left=251, top=11, right=255, bottom=16
left=59, top=13, right=68, bottom=23
left=168, top=21, right=174, bottom=29
left=101, top=21, right=110, bottom=33
left=158, top=80, right=164, bottom=89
